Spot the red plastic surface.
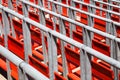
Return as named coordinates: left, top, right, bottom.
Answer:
left=54, top=72, right=66, bottom=80
left=8, top=35, right=24, bottom=59
left=29, top=55, right=49, bottom=77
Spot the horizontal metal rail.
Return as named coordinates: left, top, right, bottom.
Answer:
left=112, top=0, right=120, bottom=3
left=0, top=3, right=120, bottom=69
left=94, top=0, right=120, bottom=8
left=10, top=0, right=120, bottom=43
left=48, top=0, right=120, bottom=27
left=1, top=0, right=120, bottom=80
left=0, top=45, right=49, bottom=80
left=0, top=1, right=118, bottom=42
left=73, top=0, right=120, bottom=16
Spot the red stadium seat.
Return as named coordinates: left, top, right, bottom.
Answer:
left=92, top=61, right=114, bottom=80
left=73, top=30, right=83, bottom=43
left=0, top=36, right=4, bottom=46
left=67, top=73, right=80, bottom=80
left=65, top=46, right=114, bottom=80
left=32, top=50, right=44, bottom=61
left=30, top=28, right=42, bottom=47
left=8, top=35, right=24, bottom=60
left=29, top=12, right=39, bottom=22
left=54, top=72, right=66, bottom=80
left=29, top=55, right=49, bottom=77
left=65, top=46, right=80, bottom=73
left=92, top=39, right=110, bottom=61
left=12, top=19, right=23, bottom=40
left=17, top=5, right=23, bottom=14
left=0, top=59, right=18, bottom=80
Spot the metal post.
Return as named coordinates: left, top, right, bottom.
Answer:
left=57, top=0, right=62, bottom=14
left=80, top=49, right=86, bottom=80
left=111, top=40, right=119, bottom=80
left=22, top=3, right=32, bottom=80
left=59, top=17, right=68, bottom=79
left=110, top=23, right=119, bottom=80
left=106, top=0, right=112, bottom=45
left=81, top=3, right=93, bottom=79
left=47, top=32, right=53, bottom=80
left=8, top=0, right=16, bottom=38
left=0, top=21, right=3, bottom=36
left=51, top=35, right=58, bottom=72
left=52, top=1, right=57, bottom=30
left=82, top=28, right=92, bottom=80
left=18, top=66, right=24, bottom=80
left=2, top=10, right=12, bottom=80
left=69, top=1, right=76, bottom=39
left=99, top=0, right=103, bottom=16
left=38, top=0, right=48, bottom=64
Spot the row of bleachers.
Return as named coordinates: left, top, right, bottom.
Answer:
left=0, top=0, right=120, bottom=80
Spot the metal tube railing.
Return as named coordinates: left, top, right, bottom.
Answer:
left=0, top=0, right=120, bottom=68
left=0, top=45, right=49, bottom=80
left=73, top=0, right=120, bottom=16
left=0, top=0, right=120, bottom=80
left=48, top=0, right=120, bottom=26
left=94, top=0, right=120, bottom=8
left=12, top=0, right=120, bottom=42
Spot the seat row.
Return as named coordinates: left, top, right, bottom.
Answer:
left=0, top=0, right=120, bottom=80
left=0, top=16, right=117, bottom=80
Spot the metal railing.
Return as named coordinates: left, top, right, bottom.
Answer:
left=0, top=0, right=120, bottom=80
left=0, top=45, right=49, bottom=80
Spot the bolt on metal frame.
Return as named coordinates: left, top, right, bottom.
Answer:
left=0, top=0, right=120, bottom=80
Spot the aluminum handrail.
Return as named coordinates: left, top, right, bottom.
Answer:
left=0, top=0, right=120, bottom=80
left=0, top=4, right=120, bottom=69
left=10, top=1, right=120, bottom=43
left=0, top=45, right=49, bottom=80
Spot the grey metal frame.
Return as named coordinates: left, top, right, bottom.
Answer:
left=0, top=45, right=49, bottom=80
left=0, top=0, right=120, bottom=80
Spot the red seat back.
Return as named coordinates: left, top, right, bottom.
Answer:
left=12, top=19, right=23, bottom=35
left=73, top=31, right=83, bottom=43
left=46, top=19, right=60, bottom=33
left=67, top=73, right=80, bottom=80
left=92, top=39, right=110, bottom=59
left=17, top=5, right=23, bottom=14
left=65, top=46, right=80, bottom=66
left=8, top=35, right=24, bottom=59
left=46, top=19, right=54, bottom=29
left=65, top=46, right=113, bottom=80
left=111, top=15, right=119, bottom=22
left=0, top=36, right=4, bottom=46
left=92, top=61, right=114, bottom=80
left=10, top=62, right=18, bottom=80
left=29, top=12, right=39, bottom=22
left=94, top=18, right=106, bottom=33
left=54, top=72, right=66, bottom=80
left=29, top=55, right=49, bottom=77
left=13, top=18, right=42, bottom=45
left=30, top=28, right=42, bottom=45
left=32, top=50, right=44, bottom=61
